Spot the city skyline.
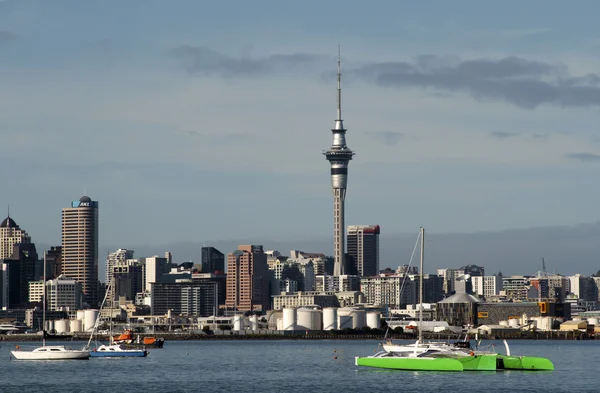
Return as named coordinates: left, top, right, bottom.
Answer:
left=2, top=1, right=600, bottom=263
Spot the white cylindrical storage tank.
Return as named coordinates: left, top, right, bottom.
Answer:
left=76, top=310, right=85, bottom=321
left=276, top=318, right=283, bottom=331
left=46, top=320, right=54, bottom=332
left=323, top=308, right=338, bottom=330
left=297, top=308, right=319, bottom=330
left=70, top=319, right=82, bottom=333
left=233, top=315, right=244, bottom=331
left=508, top=318, right=519, bottom=328
left=573, top=317, right=582, bottom=322
left=366, top=312, right=380, bottom=329
left=499, top=320, right=508, bottom=327
left=84, top=309, right=98, bottom=332
left=588, top=317, right=599, bottom=326
left=250, top=315, right=258, bottom=332
left=282, top=307, right=297, bottom=331
left=522, top=313, right=528, bottom=326
left=55, top=319, right=69, bottom=334
left=351, top=310, right=366, bottom=329
left=338, top=315, right=353, bottom=329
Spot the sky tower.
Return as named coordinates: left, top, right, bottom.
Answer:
left=324, top=47, right=355, bottom=276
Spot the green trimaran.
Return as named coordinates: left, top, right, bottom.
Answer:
left=355, top=228, right=554, bottom=372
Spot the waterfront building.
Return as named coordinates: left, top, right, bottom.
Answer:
left=61, top=195, right=99, bottom=306
left=201, top=246, right=225, bottom=273
left=272, top=290, right=363, bottom=310
left=151, top=280, right=219, bottom=317
left=346, top=225, right=380, bottom=277
left=324, top=50, right=354, bottom=277
left=191, top=272, right=227, bottom=307
left=0, top=213, right=31, bottom=259
left=29, top=274, right=83, bottom=311
left=225, top=245, right=270, bottom=311
left=315, top=274, right=360, bottom=293
left=361, top=275, right=416, bottom=308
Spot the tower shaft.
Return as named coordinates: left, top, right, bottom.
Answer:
left=324, top=47, right=354, bottom=277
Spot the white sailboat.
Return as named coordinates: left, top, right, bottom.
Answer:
left=381, top=228, right=470, bottom=356
left=86, top=279, right=148, bottom=357
left=11, top=252, right=90, bottom=360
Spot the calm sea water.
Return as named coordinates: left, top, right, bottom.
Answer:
left=0, top=339, right=596, bottom=393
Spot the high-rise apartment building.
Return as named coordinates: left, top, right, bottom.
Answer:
left=0, top=214, right=31, bottom=259
left=225, top=245, right=270, bottom=311
left=141, top=255, right=170, bottom=293
left=62, top=195, right=99, bottom=307
left=347, top=225, right=380, bottom=277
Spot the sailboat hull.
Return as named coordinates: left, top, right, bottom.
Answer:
left=90, top=344, right=148, bottom=357
left=496, top=355, right=554, bottom=371
left=11, top=346, right=90, bottom=360
left=355, top=356, right=463, bottom=371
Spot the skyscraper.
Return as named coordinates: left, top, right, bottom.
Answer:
left=324, top=48, right=354, bottom=276
left=201, top=246, right=225, bottom=273
left=62, top=195, right=99, bottom=306
left=106, top=249, right=134, bottom=285
left=347, top=225, right=380, bottom=277
left=225, top=245, right=270, bottom=311
left=0, top=213, right=31, bottom=259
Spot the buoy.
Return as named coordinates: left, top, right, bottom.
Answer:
left=334, top=356, right=337, bottom=359
left=470, top=351, right=474, bottom=356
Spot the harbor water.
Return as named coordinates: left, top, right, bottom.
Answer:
left=0, top=339, right=596, bottom=392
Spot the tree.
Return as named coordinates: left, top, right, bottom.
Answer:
left=202, top=325, right=211, bottom=334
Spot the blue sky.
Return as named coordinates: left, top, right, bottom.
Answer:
left=2, top=0, right=600, bottom=250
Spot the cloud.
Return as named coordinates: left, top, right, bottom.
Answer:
left=0, top=30, right=16, bottom=44
left=366, top=131, right=404, bottom=145
left=351, top=55, right=600, bottom=109
left=490, top=131, right=518, bottom=139
left=565, top=153, right=600, bottom=163
left=169, top=45, right=325, bottom=77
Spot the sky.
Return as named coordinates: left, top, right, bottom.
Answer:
left=2, top=0, right=600, bottom=263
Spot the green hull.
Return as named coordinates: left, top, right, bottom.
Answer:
left=355, top=356, right=463, bottom=371
left=497, top=355, right=554, bottom=371
left=355, top=354, right=554, bottom=372
left=456, top=354, right=497, bottom=371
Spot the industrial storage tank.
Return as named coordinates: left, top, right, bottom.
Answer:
left=250, top=315, right=258, bottom=332
left=54, top=319, right=70, bottom=334
left=338, top=315, right=353, bottom=329
left=70, top=319, right=82, bottom=333
left=588, top=317, right=599, bottom=326
left=276, top=318, right=283, bottom=331
left=323, top=308, right=338, bottom=330
left=350, top=310, right=366, bottom=329
left=76, top=310, right=86, bottom=324
left=282, top=307, right=297, bottom=331
left=366, top=312, right=380, bottom=329
left=508, top=318, right=519, bottom=328
left=233, top=315, right=244, bottom=331
left=499, top=320, right=508, bottom=327
left=297, top=308, right=322, bottom=330
left=83, top=309, right=98, bottom=332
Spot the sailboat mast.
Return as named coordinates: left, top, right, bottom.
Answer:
left=419, top=227, right=424, bottom=344
left=43, top=251, right=46, bottom=347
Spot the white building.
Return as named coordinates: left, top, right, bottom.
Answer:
left=472, top=275, right=503, bottom=298
left=29, top=275, right=83, bottom=311
left=437, top=268, right=463, bottom=295
left=360, top=275, right=416, bottom=307
left=141, top=255, right=170, bottom=293
left=0, top=262, right=7, bottom=310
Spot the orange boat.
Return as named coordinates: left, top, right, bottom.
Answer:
left=112, top=329, right=133, bottom=344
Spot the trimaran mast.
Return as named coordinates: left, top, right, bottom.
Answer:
left=418, top=227, right=424, bottom=344
left=42, top=251, right=47, bottom=347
